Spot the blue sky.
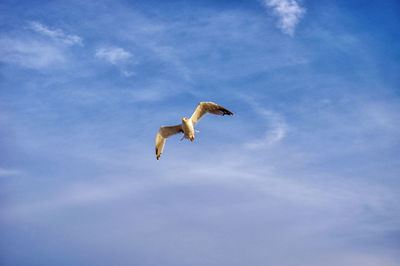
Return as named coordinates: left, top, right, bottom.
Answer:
left=1, top=0, right=400, bottom=265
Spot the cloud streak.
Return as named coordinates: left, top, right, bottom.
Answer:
left=29, top=21, right=83, bottom=46
left=244, top=109, right=288, bottom=149
left=263, top=0, right=306, bottom=36
left=0, top=168, right=21, bottom=177
left=0, top=37, right=66, bottom=69
left=239, top=96, right=288, bottom=149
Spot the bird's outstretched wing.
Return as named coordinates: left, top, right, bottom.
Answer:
left=190, top=102, right=234, bottom=126
left=155, top=124, right=183, bottom=160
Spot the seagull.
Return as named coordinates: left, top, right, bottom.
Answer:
left=155, top=102, right=234, bottom=160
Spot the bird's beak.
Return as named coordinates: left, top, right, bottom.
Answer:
left=190, top=136, right=194, bottom=142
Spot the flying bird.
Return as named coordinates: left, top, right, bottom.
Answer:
left=155, top=102, right=234, bottom=160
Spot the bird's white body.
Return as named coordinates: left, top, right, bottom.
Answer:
left=181, top=117, right=195, bottom=141
left=155, top=102, right=233, bottom=160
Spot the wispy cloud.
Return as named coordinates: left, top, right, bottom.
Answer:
left=183, top=157, right=398, bottom=214
left=29, top=21, right=83, bottom=46
left=244, top=109, right=287, bottom=149
left=121, top=69, right=135, bottom=77
left=262, top=0, right=306, bottom=36
left=149, top=44, right=192, bottom=82
left=95, top=47, right=133, bottom=64
left=0, top=37, right=66, bottom=69
left=95, top=47, right=135, bottom=76
left=241, top=97, right=288, bottom=149
left=3, top=179, right=152, bottom=218
left=0, top=168, right=21, bottom=177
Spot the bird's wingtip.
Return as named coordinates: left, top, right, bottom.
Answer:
left=225, top=110, right=234, bottom=116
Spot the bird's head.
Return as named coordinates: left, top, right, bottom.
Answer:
left=181, top=117, right=188, bottom=122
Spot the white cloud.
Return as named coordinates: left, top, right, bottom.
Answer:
left=29, top=21, right=83, bottom=46
left=0, top=22, right=82, bottom=69
left=131, top=89, right=165, bottom=102
left=241, top=98, right=288, bottom=149
left=0, top=37, right=65, bottom=69
left=0, top=168, right=21, bottom=177
left=95, top=47, right=133, bottom=64
left=121, top=69, right=135, bottom=77
left=95, top=47, right=136, bottom=77
left=263, top=0, right=306, bottom=36
left=149, top=44, right=192, bottom=82
left=245, top=109, right=287, bottom=149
